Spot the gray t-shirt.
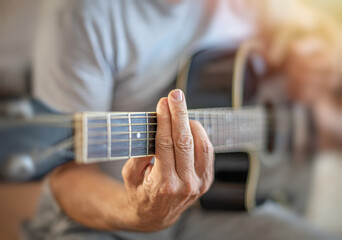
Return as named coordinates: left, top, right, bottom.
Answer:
left=33, top=0, right=255, bottom=113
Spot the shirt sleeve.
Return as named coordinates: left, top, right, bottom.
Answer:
left=33, top=0, right=115, bottom=112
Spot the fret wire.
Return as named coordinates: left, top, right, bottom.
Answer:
left=235, top=111, right=239, bottom=145
left=128, top=113, right=132, bottom=158
left=221, top=111, right=224, bottom=146
left=231, top=112, right=235, bottom=147
left=146, top=112, right=149, bottom=156
left=210, top=110, right=215, bottom=146
left=216, top=110, right=219, bottom=146
left=107, top=113, right=111, bottom=159
left=225, top=112, right=229, bottom=147
left=223, top=112, right=227, bottom=147
left=218, top=111, right=223, bottom=147
left=248, top=111, right=252, bottom=142
left=216, top=110, right=220, bottom=146
left=203, top=111, right=210, bottom=141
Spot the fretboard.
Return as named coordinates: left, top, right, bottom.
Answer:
left=74, top=107, right=267, bottom=164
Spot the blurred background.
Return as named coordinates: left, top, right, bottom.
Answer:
left=0, top=1, right=42, bottom=240
left=0, top=0, right=342, bottom=239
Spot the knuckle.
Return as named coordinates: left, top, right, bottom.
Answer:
left=156, top=135, right=174, bottom=150
left=200, top=177, right=213, bottom=195
left=176, top=135, right=193, bottom=152
left=158, top=114, right=171, bottom=123
left=159, top=182, right=177, bottom=196
left=198, top=169, right=214, bottom=195
left=200, top=139, right=214, bottom=154
left=181, top=182, right=199, bottom=197
left=201, top=174, right=214, bottom=195
left=199, top=183, right=210, bottom=195
left=173, top=110, right=188, bottom=119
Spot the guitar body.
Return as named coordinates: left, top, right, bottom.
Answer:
left=177, top=44, right=313, bottom=211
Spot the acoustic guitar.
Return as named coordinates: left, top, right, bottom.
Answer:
left=0, top=42, right=314, bottom=211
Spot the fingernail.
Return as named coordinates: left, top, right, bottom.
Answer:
left=171, top=90, right=183, bottom=102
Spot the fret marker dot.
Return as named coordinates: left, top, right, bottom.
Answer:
left=137, top=132, right=141, bottom=139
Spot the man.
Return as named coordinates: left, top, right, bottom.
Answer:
left=26, top=0, right=339, bottom=239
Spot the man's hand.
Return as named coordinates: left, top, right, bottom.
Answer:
left=122, top=89, right=214, bottom=231
left=50, top=89, right=214, bottom=232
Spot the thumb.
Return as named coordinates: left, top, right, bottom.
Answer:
left=122, top=157, right=153, bottom=187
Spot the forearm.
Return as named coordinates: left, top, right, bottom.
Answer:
left=50, top=163, right=135, bottom=231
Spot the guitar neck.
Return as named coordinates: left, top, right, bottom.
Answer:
left=74, top=107, right=267, bottom=164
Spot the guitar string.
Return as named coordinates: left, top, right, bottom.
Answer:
left=0, top=113, right=274, bottom=128
left=87, top=112, right=267, bottom=146
left=75, top=113, right=267, bottom=156
left=86, top=114, right=266, bottom=156
left=87, top=125, right=266, bottom=145
left=88, top=126, right=270, bottom=141
left=87, top=122, right=266, bottom=133
left=86, top=118, right=272, bottom=128
left=60, top=125, right=266, bottom=158
left=85, top=138, right=265, bottom=151
left=87, top=112, right=270, bottom=120
left=85, top=140, right=266, bottom=156
left=0, top=111, right=268, bottom=157
left=35, top=116, right=265, bottom=142
left=87, top=137, right=265, bottom=146
left=86, top=123, right=269, bottom=135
